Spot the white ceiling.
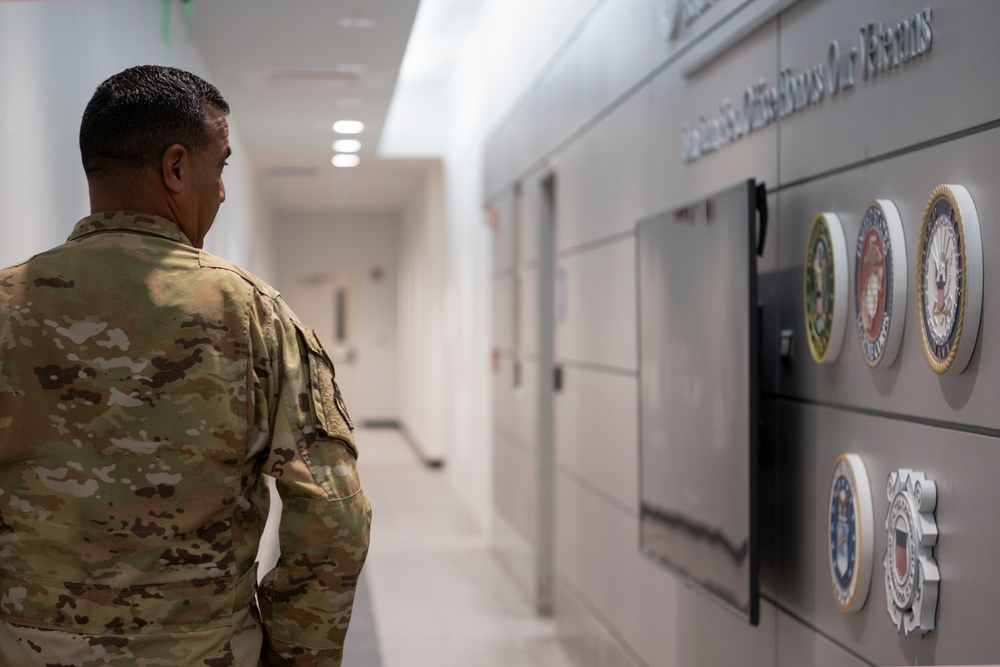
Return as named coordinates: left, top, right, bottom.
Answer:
left=190, top=0, right=438, bottom=213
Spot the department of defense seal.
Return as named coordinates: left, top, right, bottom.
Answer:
left=917, top=185, right=983, bottom=374
left=884, top=469, right=939, bottom=635
left=828, top=454, right=874, bottom=612
left=855, top=200, right=907, bottom=368
left=804, top=212, right=848, bottom=363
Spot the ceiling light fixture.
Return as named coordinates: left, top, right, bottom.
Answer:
left=333, top=120, right=364, bottom=134
left=333, top=139, right=362, bottom=153
left=332, top=154, right=361, bottom=168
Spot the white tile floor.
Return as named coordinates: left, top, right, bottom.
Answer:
left=351, top=427, right=576, bottom=667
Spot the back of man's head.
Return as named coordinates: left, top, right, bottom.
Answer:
left=79, top=65, right=229, bottom=177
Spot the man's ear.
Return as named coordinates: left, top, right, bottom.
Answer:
left=161, top=143, right=188, bottom=194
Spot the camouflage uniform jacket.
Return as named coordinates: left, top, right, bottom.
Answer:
left=0, top=211, right=371, bottom=666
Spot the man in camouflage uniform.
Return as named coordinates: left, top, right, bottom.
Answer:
left=0, top=66, right=371, bottom=665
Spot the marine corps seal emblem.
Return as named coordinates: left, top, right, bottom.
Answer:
left=828, top=454, right=874, bottom=612
left=884, top=469, right=939, bottom=635
left=855, top=200, right=906, bottom=368
left=804, top=212, right=848, bottom=363
left=917, top=185, right=983, bottom=374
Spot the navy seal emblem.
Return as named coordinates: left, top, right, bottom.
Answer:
left=829, top=454, right=874, bottom=612
left=917, top=185, right=982, bottom=374
left=855, top=200, right=906, bottom=367
left=884, top=469, right=939, bottom=635
left=804, top=213, right=848, bottom=363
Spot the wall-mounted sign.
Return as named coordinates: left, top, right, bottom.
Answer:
left=884, top=469, right=939, bottom=635
left=917, top=184, right=983, bottom=374
left=682, top=7, right=933, bottom=163
left=828, top=454, right=874, bottom=612
left=661, top=0, right=722, bottom=41
left=804, top=212, right=848, bottom=363
left=855, top=200, right=907, bottom=368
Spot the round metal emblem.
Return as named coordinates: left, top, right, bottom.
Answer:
left=917, top=185, right=983, bottom=374
left=884, top=469, right=939, bottom=635
left=855, top=200, right=907, bottom=367
left=828, top=454, right=874, bottom=612
left=804, top=212, right=848, bottom=363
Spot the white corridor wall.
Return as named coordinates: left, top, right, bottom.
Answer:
left=0, top=1, right=267, bottom=277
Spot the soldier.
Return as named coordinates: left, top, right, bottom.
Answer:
left=0, top=65, right=371, bottom=665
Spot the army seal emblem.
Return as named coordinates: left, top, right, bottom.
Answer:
left=855, top=200, right=906, bottom=368
left=917, top=185, right=983, bottom=374
left=884, top=469, right=939, bottom=635
left=828, top=454, right=873, bottom=612
left=804, top=212, right=848, bottom=363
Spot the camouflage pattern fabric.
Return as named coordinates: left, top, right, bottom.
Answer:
left=0, top=211, right=371, bottom=666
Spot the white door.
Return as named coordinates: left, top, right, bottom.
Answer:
left=285, top=272, right=362, bottom=421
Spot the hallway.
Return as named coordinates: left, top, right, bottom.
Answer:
left=344, top=428, right=575, bottom=667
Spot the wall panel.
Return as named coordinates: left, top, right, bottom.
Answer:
left=650, top=16, right=779, bottom=214
left=556, top=473, right=779, bottom=666
left=774, top=125, right=1000, bottom=431
left=491, top=190, right=516, bottom=274
left=775, top=401, right=1000, bottom=665
left=555, top=88, right=654, bottom=252
left=776, top=610, right=870, bottom=667
left=485, top=2, right=1000, bottom=666
left=554, top=366, right=638, bottom=513
left=494, top=432, right=540, bottom=547
left=779, top=0, right=1000, bottom=184
left=555, top=236, right=637, bottom=370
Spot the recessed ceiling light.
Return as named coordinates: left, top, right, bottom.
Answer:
left=333, top=139, right=361, bottom=153
left=332, top=154, right=361, bottom=168
left=339, top=17, right=375, bottom=29
left=333, top=120, right=364, bottom=134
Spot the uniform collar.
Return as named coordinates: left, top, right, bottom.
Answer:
left=68, top=211, right=193, bottom=246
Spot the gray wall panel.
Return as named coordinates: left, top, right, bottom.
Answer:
left=556, top=472, right=779, bottom=667
left=486, top=2, right=1000, bottom=665
left=775, top=400, right=1000, bottom=665
left=554, top=366, right=639, bottom=514
left=494, top=431, right=539, bottom=545
left=555, top=235, right=637, bottom=371
left=492, top=274, right=514, bottom=352
left=777, top=610, right=871, bottom=667
left=779, top=0, right=1000, bottom=184
left=651, top=16, right=779, bottom=214
left=775, top=126, right=1000, bottom=432
left=576, top=0, right=656, bottom=119
left=556, top=87, right=654, bottom=253
left=491, top=191, right=516, bottom=274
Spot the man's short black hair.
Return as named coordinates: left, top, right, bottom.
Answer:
left=79, top=65, right=229, bottom=176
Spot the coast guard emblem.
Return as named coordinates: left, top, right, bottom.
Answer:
left=855, top=200, right=906, bottom=367
left=804, top=213, right=848, bottom=363
left=917, top=185, right=983, bottom=374
left=828, top=454, right=873, bottom=612
left=884, top=469, right=939, bottom=635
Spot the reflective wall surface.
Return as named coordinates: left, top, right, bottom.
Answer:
left=488, top=1, right=1000, bottom=665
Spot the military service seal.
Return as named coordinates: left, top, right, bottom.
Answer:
left=917, top=184, right=983, bottom=374
left=828, top=454, right=874, bottom=612
left=855, top=200, right=906, bottom=368
left=804, top=212, right=848, bottom=363
left=884, top=469, right=939, bottom=635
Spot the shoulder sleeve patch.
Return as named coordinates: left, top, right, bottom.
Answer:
left=293, top=322, right=356, bottom=443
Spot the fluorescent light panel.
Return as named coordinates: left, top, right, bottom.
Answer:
left=333, top=120, right=364, bottom=134
left=332, top=154, right=360, bottom=168
left=333, top=139, right=361, bottom=153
